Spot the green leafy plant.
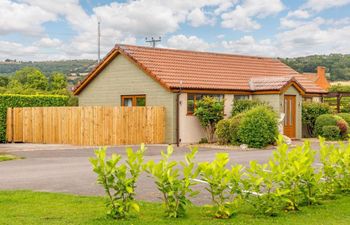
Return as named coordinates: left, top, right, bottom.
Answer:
left=322, top=125, right=341, bottom=140
left=90, top=145, right=145, bottom=219
left=314, top=114, right=348, bottom=140
left=302, top=102, right=333, bottom=137
left=243, top=160, right=286, bottom=216
left=338, top=113, right=350, bottom=125
left=320, top=139, right=350, bottom=195
left=199, top=153, right=243, bottom=218
left=194, top=96, right=224, bottom=143
left=145, top=146, right=199, bottom=218
left=215, top=113, right=245, bottom=145
left=215, top=119, right=231, bottom=145
left=237, top=106, right=278, bottom=148
left=272, top=137, right=322, bottom=210
left=231, top=99, right=268, bottom=117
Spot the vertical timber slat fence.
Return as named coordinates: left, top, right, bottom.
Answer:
left=6, top=106, right=165, bottom=145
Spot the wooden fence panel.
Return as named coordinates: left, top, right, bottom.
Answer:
left=6, top=106, right=165, bottom=145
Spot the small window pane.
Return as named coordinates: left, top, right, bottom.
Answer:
left=289, top=99, right=292, bottom=125
left=136, top=97, right=145, bottom=106
left=123, top=98, right=133, bottom=107
left=187, top=94, right=195, bottom=114
left=284, top=99, right=288, bottom=126
left=234, top=95, right=249, bottom=100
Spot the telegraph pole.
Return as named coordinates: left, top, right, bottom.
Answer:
left=145, top=37, right=161, bottom=48
left=97, top=21, right=101, bottom=63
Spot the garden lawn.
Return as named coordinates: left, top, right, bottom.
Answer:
left=0, top=154, right=21, bottom=162
left=1, top=191, right=350, bottom=225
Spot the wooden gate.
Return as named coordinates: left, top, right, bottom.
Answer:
left=6, top=106, right=165, bottom=145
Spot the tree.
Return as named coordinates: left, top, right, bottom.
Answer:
left=12, top=67, right=48, bottom=90
left=0, top=76, right=8, bottom=87
left=194, top=96, right=224, bottom=143
left=49, top=72, right=67, bottom=90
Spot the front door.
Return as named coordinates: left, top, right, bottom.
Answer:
left=284, top=95, right=296, bottom=138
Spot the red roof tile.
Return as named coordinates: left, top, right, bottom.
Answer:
left=74, top=44, right=327, bottom=94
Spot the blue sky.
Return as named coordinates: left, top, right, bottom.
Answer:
left=1, top=0, right=350, bottom=61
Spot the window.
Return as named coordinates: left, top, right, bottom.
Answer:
left=187, top=93, right=224, bottom=115
left=234, top=95, right=250, bottom=101
left=121, top=95, right=146, bottom=107
left=303, top=97, right=313, bottom=102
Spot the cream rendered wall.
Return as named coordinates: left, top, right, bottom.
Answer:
left=252, top=94, right=281, bottom=112
left=179, top=93, right=234, bottom=144
left=78, top=54, right=177, bottom=143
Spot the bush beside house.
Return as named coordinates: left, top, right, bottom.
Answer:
left=216, top=105, right=278, bottom=148
left=0, top=94, right=69, bottom=142
left=237, top=106, right=278, bottom=148
left=314, top=114, right=349, bottom=140
left=302, top=102, right=333, bottom=137
left=194, top=96, right=224, bottom=143
left=231, top=99, right=268, bottom=117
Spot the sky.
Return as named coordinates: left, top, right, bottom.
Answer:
left=1, top=0, right=350, bottom=61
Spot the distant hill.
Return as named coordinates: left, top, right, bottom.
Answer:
left=0, top=59, right=97, bottom=85
left=280, top=54, right=350, bottom=81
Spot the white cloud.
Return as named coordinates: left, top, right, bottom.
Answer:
left=222, top=36, right=277, bottom=56
left=0, top=0, right=57, bottom=35
left=35, top=37, right=62, bottom=48
left=221, top=0, right=284, bottom=31
left=166, top=35, right=211, bottom=51
left=0, top=40, right=38, bottom=59
left=286, top=10, right=310, bottom=19
left=187, top=8, right=211, bottom=27
left=303, top=0, right=350, bottom=12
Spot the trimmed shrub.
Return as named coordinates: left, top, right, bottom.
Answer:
left=322, top=126, right=341, bottom=141
left=0, top=94, right=69, bottom=142
left=314, top=114, right=338, bottom=137
left=302, top=102, right=333, bottom=137
left=237, top=106, right=278, bottom=148
left=215, top=113, right=245, bottom=145
left=215, top=119, right=231, bottom=145
left=314, top=114, right=349, bottom=139
left=338, top=113, right=350, bottom=126
left=231, top=99, right=267, bottom=117
left=229, top=113, right=245, bottom=145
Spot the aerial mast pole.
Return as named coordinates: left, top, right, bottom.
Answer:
left=145, top=37, right=161, bottom=48
left=97, top=21, right=101, bottom=63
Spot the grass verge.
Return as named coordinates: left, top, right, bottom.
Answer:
left=0, top=153, right=21, bottom=162
left=0, top=191, right=350, bottom=225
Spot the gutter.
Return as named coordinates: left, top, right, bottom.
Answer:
left=176, top=92, right=180, bottom=147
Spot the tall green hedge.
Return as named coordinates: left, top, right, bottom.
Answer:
left=0, top=94, right=69, bottom=142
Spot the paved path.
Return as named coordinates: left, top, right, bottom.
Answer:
left=0, top=141, right=320, bottom=205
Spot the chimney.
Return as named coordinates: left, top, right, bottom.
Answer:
left=317, top=66, right=326, bottom=78
left=316, top=66, right=330, bottom=90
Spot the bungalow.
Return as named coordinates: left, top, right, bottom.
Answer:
left=73, top=44, right=328, bottom=144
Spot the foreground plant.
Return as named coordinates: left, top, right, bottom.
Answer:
left=272, top=137, right=322, bottom=210
left=199, top=153, right=244, bottom=218
left=320, top=138, right=350, bottom=195
left=145, top=146, right=199, bottom=218
left=243, top=160, right=286, bottom=216
left=90, top=145, right=145, bottom=219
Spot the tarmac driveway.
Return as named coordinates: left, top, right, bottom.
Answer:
left=0, top=141, right=319, bottom=205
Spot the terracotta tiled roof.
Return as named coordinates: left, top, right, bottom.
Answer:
left=249, top=76, right=303, bottom=91
left=74, top=44, right=327, bottom=94
left=303, top=73, right=318, bottom=82
left=302, top=70, right=330, bottom=91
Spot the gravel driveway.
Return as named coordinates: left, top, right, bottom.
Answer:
left=0, top=141, right=320, bottom=205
